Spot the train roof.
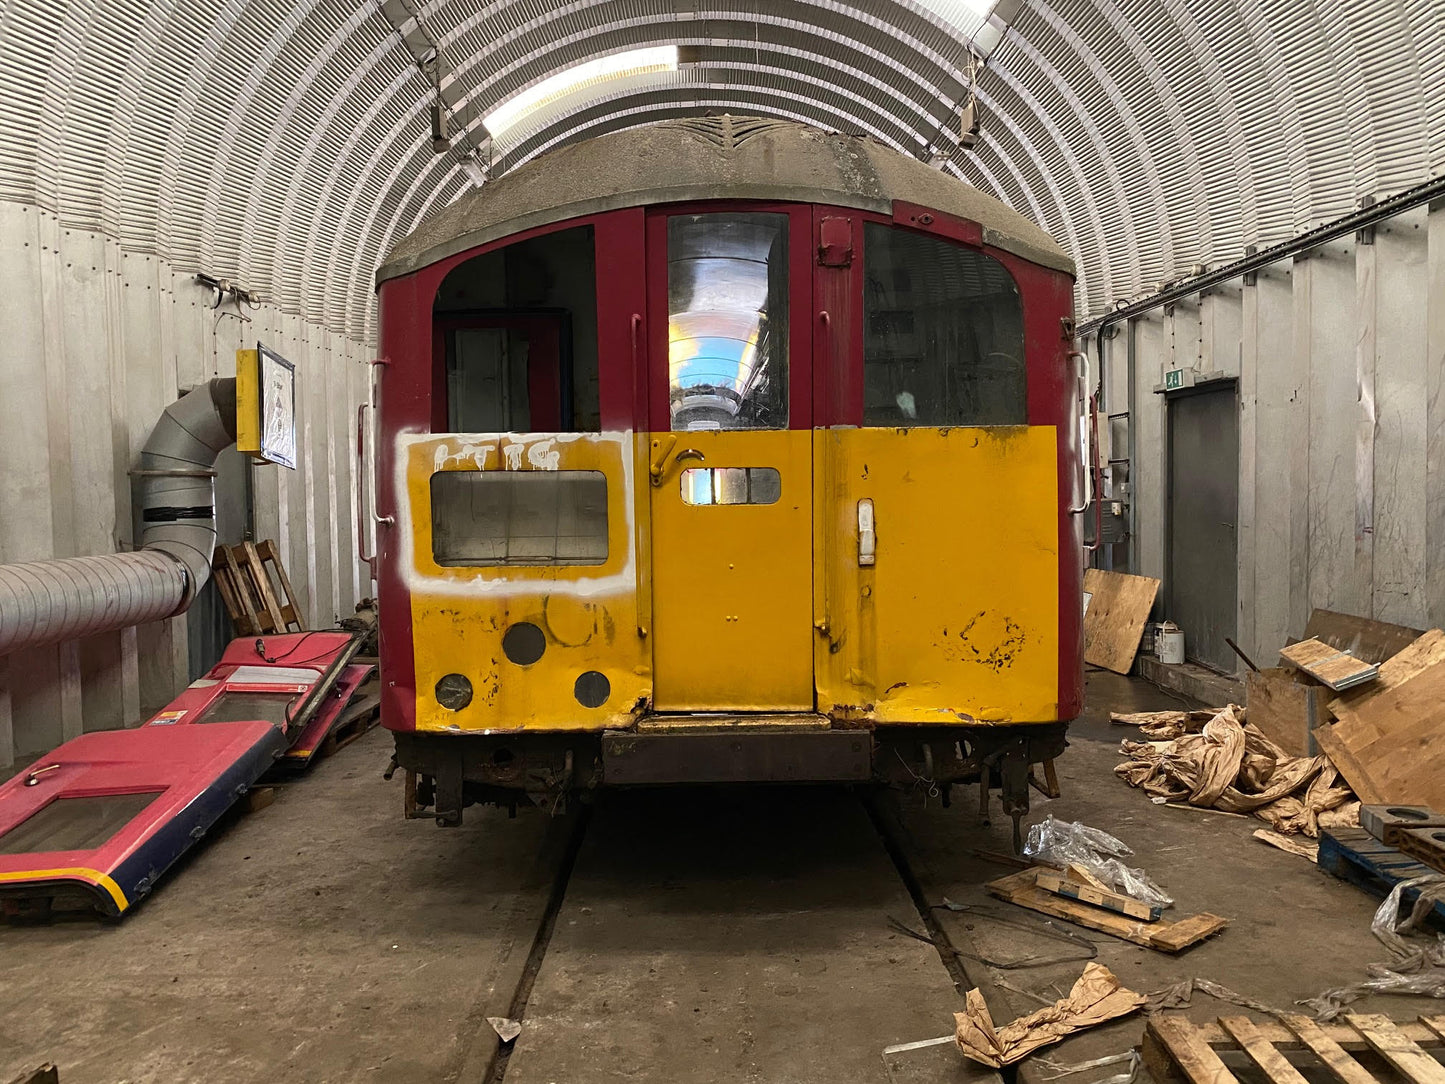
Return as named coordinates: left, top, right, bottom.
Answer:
left=377, top=116, right=1074, bottom=284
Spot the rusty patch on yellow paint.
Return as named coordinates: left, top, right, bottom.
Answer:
left=958, top=611, right=1027, bottom=672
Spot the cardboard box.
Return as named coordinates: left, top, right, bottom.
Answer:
left=1246, top=667, right=1326, bottom=758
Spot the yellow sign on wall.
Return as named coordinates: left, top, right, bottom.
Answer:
left=235, top=345, right=297, bottom=469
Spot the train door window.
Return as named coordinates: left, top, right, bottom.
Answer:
left=666, top=212, right=789, bottom=430
left=861, top=223, right=1025, bottom=426
left=435, top=225, right=599, bottom=431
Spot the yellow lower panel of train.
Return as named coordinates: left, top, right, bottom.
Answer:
left=814, top=426, right=1060, bottom=726
left=402, top=426, right=1059, bottom=733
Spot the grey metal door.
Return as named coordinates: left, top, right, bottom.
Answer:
left=1166, top=385, right=1239, bottom=672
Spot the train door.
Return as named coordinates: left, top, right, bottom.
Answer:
left=646, top=207, right=815, bottom=711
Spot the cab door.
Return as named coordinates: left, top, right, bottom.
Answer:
left=647, top=207, right=814, bottom=711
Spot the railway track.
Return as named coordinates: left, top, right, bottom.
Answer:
left=463, top=786, right=991, bottom=1084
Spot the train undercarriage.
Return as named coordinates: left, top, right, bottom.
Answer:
left=391, top=720, right=1069, bottom=850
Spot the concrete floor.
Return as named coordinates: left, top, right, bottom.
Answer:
left=2, top=674, right=1441, bottom=1083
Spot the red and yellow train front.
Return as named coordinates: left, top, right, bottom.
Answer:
left=374, top=200, right=1082, bottom=824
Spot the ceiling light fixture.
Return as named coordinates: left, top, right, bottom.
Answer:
left=483, top=45, right=680, bottom=137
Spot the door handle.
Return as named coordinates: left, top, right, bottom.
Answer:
left=857, top=498, right=876, bottom=567
left=649, top=439, right=705, bottom=486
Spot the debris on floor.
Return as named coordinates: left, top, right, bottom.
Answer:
left=1253, top=828, right=1319, bottom=861
left=1110, top=709, right=1219, bottom=740
left=1301, top=871, right=1445, bottom=1019
left=1142, top=977, right=1288, bottom=1017
left=985, top=868, right=1227, bottom=952
left=1116, top=703, right=1359, bottom=837
left=953, top=962, right=1144, bottom=1067
left=1023, top=814, right=1173, bottom=909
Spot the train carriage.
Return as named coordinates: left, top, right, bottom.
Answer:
left=369, top=116, right=1085, bottom=845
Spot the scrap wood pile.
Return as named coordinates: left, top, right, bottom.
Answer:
left=1113, top=704, right=1359, bottom=838
left=1113, top=610, right=1445, bottom=837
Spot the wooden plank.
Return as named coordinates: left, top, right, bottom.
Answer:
left=1082, top=568, right=1161, bottom=674
left=1146, top=1017, right=1240, bottom=1084
left=1146, top=912, right=1230, bottom=952
left=260, top=538, right=306, bottom=631
left=1219, top=1016, right=1311, bottom=1084
left=1422, top=1018, right=1445, bottom=1043
left=242, top=540, right=287, bottom=633
left=1303, top=608, right=1425, bottom=665
left=1065, top=862, right=1112, bottom=892
left=1280, top=638, right=1379, bottom=691
left=219, top=544, right=267, bottom=634
left=1181, top=1017, right=1442, bottom=1052
left=1331, top=629, right=1445, bottom=718
left=1313, top=723, right=1387, bottom=804
left=1281, top=1014, right=1380, bottom=1084
left=1346, top=1014, right=1445, bottom=1084
left=984, top=869, right=1226, bottom=952
left=211, top=551, right=259, bottom=636
left=1034, top=870, right=1161, bottom=921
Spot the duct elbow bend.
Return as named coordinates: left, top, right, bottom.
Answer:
left=136, top=377, right=239, bottom=609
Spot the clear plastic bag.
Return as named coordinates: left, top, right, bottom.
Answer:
left=1302, top=873, right=1445, bottom=1019
left=1023, top=814, right=1174, bottom=909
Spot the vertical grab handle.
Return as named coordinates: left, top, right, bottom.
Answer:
left=356, top=403, right=372, bottom=566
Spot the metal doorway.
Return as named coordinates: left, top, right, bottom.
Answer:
left=1166, top=383, right=1239, bottom=673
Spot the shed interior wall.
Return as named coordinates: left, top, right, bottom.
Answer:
left=0, top=201, right=372, bottom=770
left=1087, top=199, right=1444, bottom=674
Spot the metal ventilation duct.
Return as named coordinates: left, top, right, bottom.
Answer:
left=0, top=379, right=238, bottom=656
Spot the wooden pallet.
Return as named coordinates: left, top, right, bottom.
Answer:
left=316, top=692, right=381, bottom=758
left=984, top=868, right=1226, bottom=952
left=1317, top=828, right=1445, bottom=929
left=1143, top=1013, right=1445, bottom=1084
left=212, top=540, right=306, bottom=635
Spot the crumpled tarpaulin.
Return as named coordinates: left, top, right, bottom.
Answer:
left=1110, top=709, right=1219, bottom=741
left=1115, top=705, right=1360, bottom=837
left=953, top=963, right=1145, bottom=1067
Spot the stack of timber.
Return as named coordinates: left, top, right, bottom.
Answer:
left=1309, top=626, right=1445, bottom=812
left=1082, top=568, right=1160, bottom=674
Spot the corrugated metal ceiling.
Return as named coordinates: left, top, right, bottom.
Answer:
left=0, top=0, right=1440, bottom=341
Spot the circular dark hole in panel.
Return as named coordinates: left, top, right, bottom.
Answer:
left=435, top=673, right=473, bottom=711
left=574, top=671, right=611, bottom=709
left=492, top=748, right=514, bottom=767
left=1387, top=807, right=1428, bottom=820
left=502, top=622, right=546, bottom=666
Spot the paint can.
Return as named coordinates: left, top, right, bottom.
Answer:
left=1156, top=622, right=1185, bottom=664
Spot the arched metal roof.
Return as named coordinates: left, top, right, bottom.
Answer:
left=377, top=116, right=1074, bottom=282
left=1, top=0, right=1440, bottom=343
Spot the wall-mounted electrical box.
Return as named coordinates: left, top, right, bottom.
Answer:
left=236, top=345, right=297, bottom=469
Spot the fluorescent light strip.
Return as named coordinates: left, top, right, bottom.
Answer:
left=484, top=46, right=680, bottom=137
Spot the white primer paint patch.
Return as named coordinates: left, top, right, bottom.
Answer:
left=392, top=429, right=638, bottom=600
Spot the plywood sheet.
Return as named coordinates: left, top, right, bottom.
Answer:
left=1246, top=667, right=1325, bottom=757
left=1082, top=568, right=1160, bottom=674
left=1279, top=639, right=1379, bottom=691
left=1330, top=630, right=1445, bottom=719
left=1315, top=661, right=1445, bottom=809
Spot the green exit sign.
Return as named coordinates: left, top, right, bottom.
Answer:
left=1165, top=368, right=1185, bottom=390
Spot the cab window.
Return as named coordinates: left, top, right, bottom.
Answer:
left=435, top=225, right=600, bottom=432
left=862, top=224, right=1025, bottom=426
left=666, top=212, right=789, bottom=431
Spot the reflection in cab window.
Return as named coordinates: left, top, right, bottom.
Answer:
left=680, top=467, right=782, bottom=506
left=430, top=471, right=608, bottom=567
left=862, top=224, right=1025, bottom=427
left=667, top=213, right=789, bottom=431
